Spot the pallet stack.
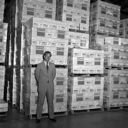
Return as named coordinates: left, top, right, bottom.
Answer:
left=118, top=19, right=128, bottom=109
left=22, top=17, right=69, bottom=116
left=90, top=0, right=120, bottom=50
left=56, top=0, right=90, bottom=32
left=56, top=0, right=105, bottom=112
left=68, top=76, right=104, bottom=111
left=2, top=0, right=18, bottom=107
left=103, top=37, right=128, bottom=109
left=4, top=0, right=57, bottom=109
left=0, top=0, right=5, bottom=22
left=120, top=18, right=128, bottom=38
left=5, top=0, right=56, bottom=111
left=3, top=0, right=128, bottom=117
left=104, top=69, right=128, bottom=109
left=0, top=0, right=8, bottom=114
left=89, top=0, right=128, bottom=110
left=23, top=18, right=68, bottom=66
left=8, top=25, right=27, bottom=109
left=68, top=48, right=104, bottom=112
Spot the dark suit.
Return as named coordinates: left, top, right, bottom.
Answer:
left=35, top=61, right=56, bottom=119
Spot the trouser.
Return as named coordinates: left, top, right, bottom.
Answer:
left=36, top=85, right=54, bottom=119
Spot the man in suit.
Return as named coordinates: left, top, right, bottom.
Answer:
left=35, top=51, right=56, bottom=123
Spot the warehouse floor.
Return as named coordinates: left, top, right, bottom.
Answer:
left=0, top=107, right=128, bottom=128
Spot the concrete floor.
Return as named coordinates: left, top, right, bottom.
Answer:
left=0, top=108, right=128, bottom=128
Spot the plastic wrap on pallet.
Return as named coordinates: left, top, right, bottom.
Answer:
left=24, top=17, right=69, bottom=45
left=13, top=25, right=25, bottom=66
left=104, top=44, right=128, bottom=68
left=30, top=27, right=69, bottom=40
left=12, top=69, right=17, bottom=105
left=0, top=89, right=4, bottom=100
left=67, top=31, right=89, bottom=49
left=89, top=34, right=105, bottom=50
left=68, top=92, right=103, bottom=110
left=56, top=0, right=90, bottom=31
left=0, top=0, right=5, bottom=21
left=22, top=0, right=56, bottom=22
left=68, top=76, right=104, bottom=91
left=0, top=22, right=8, bottom=63
left=56, top=0, right=90, bottom=11
left=24, top=40, right=68, bottom=65
left=90, top=17, right=120, bottom=36
left=23, top=18, right=69, bottom=65
left=20, top=26, right=25, bottom=66
left=90, top=0, right=120, bottom=20
left=68, top=48, right=104, bottom=74
left=104, top=37, right=128, bottom=46
left=120, top=38, right=128, bottom=46
left=68, top=76, right=104, bottom=110
left=104, top=69, right=128, bottom=108
left=25, top=17, right=69, bottom=33
left=0, top=22, right=8, bottom=43
left=0, top=66, right=5, bottom=98
left=90, top=0, right=120, bottom=36
left=0, top=99, right=8, bottom=112
left=10, top=68, right=24, bottom=110
left=120, top=19, right=128, bottom=38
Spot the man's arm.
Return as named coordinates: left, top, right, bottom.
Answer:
left=35, top=64, right=41, bottom=83
left=52, top=64, right=56, bottom=80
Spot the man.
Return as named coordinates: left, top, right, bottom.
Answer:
left=35, top=51, right=56, bottom=123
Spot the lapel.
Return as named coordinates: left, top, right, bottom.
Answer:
left=42, top=61, right=51, bottom=72
left=42, top=61, right=46, bottom=71
left=42, top=61, right=45, bottom=67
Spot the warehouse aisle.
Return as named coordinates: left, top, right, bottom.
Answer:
left=0, top=108, right=128, bottom=128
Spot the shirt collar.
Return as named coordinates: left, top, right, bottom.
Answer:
left=44, top=61, right=49, bottom=66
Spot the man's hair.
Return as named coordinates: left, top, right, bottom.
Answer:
left=43, top=51, right=52, bottom=60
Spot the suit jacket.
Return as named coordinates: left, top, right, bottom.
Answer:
left=35, top=61, right=56, bottom=90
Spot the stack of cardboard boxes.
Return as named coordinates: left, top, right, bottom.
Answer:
left=0, top=0, right=8, bottom=113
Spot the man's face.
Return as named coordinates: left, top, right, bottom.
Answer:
left=44, top=53, right=51, bottom=62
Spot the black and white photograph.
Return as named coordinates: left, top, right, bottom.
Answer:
left=0, top=0, right=128, bottom=128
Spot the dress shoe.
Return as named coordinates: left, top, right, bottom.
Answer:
left=36, top=119, right=41, bottom=123
left=49, top=118, right=56, bottom=122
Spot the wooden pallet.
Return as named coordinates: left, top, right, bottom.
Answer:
left=55, top=65, right=67, bottom=68
left=95, top=32, right=119, bottom=37
left=69, top=108, right=104, bottom=115
left=69, top=73, right=104, bottom=77
left=0, top=111, right=8, bottom=117
left=69, top=29, right=89, bottom=34
left=105, top=106, right=128, bottom=111
left=0, top=63, right=5, bottom=66
left=0, top=112, right=8, bottom=122
left=28, top=111, right=68, bottom=119
left=105, top=66, right=128, bottom=70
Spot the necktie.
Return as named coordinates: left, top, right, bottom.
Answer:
left=46, top=62, right=49, bottom=72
